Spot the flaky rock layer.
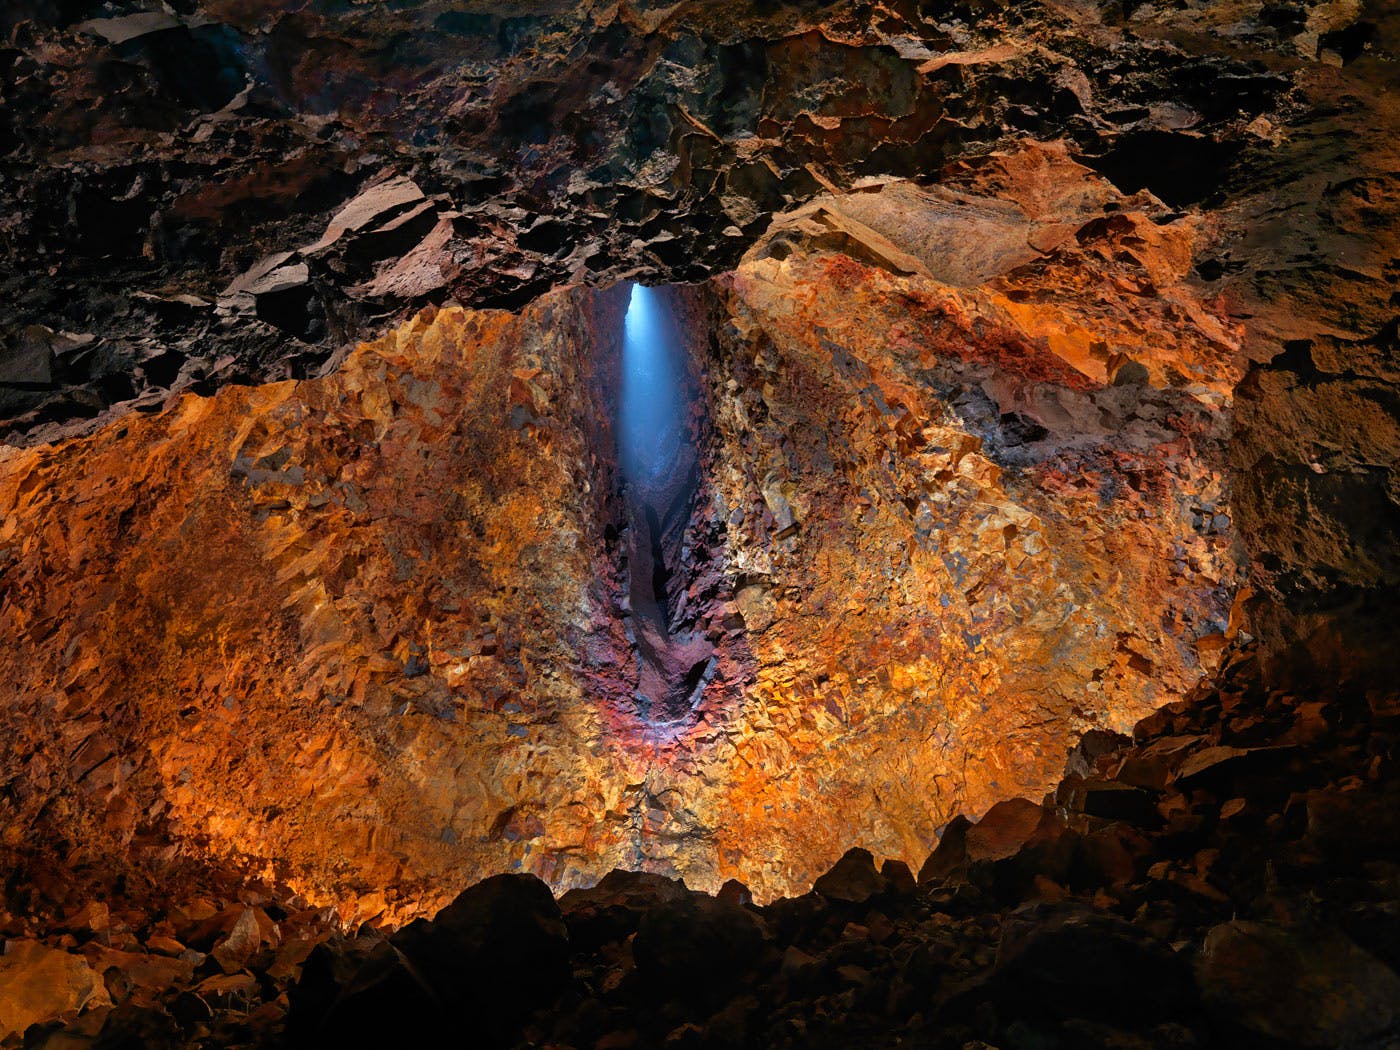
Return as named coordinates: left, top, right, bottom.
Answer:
left=0, top=149, right=1243, bottom=915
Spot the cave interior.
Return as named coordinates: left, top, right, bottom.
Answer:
left=0, top=0, right=1399, bottom=1047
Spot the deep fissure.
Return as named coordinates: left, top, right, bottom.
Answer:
left=616, top=284, right=714, bottom=724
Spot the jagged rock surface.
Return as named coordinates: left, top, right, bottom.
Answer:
left=0, top=0, right=1344, bottom=443
left=1, top=646, right=1396, bottom=1048
left=0, top=145, right=1248, bottom=913
left=0, top=0, right=1398, bottom=1046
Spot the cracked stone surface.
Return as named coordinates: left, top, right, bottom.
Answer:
left=0, top=145, right=1247, bottom=913
left=0, top=0, right=1398, bottom=1043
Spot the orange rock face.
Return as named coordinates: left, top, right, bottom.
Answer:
left=0, top=146, right=1241, bottom=918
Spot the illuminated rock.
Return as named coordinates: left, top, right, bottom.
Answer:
left=0, top=941, right=109, bottom=1040
left=0, top=147, right=1246, bottom=914
left=0, top=0, right=1396, bottom=1042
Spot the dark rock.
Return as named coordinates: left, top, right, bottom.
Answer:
left=289, top=937, right=438, bottom=1048
left=288, top=873, right=568, bottom=1047
left=982, top=903, right=1197, bottom=1027
left=966, top=799, right=1047, bottom=862
left=559, top=869, right=691, bottom=952
left=0, top=326, right=57, bottom=386
left=1071, top=824, right=1147, bottom=892
left=1087, top=129, right=1243, bottom=208
left=1112, top=734, right=1204, bottom=791
left=405, top=872, right=569, bottom=1006
left=1066, top=780, right=1162, bottom=826
left=922, top=800, right=1072, bottom=908
left=284, top=929, right=393, bottom=1043
left=559, top=869, right=691, bottom=915
left=0, top=0, right=1309, bottom=447
left=1064, top=728, right=1130, bottom=778
left=92, top=1000, right=183, bottom=1050
left=1305, top=782, right=1400, bottom=862
left=813, top=848, right=887, bottom=904
left=879, top=859, right=917, bottom=896
left=633, top=893, right=768, bottom=1009
left=716, top=879, right=754, bottom=906
left=919, top=814, right=972, bottom=885
left=759, top=891, right=830, bottom=948
left=1171, top=744, right=1299, bottom=793
left=192, top=972, right=257, bottom=1010
left=1196, top=920, right=1400, bottom=1047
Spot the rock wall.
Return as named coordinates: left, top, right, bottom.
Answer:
left=1200, top=0, right=1400, bottom=690
left=0, top=142, right=1244, bottom=916
left=0, top=0, right=1397, bottom=1031
left=0, top=0, right=1303, bottom=442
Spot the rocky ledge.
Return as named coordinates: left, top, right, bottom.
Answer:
left=2, top=641, right=1396, bottom=1049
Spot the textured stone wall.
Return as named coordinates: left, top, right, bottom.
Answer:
left=0, top=0, right=1302, bottom=443
left=1, top=0, right=1396, bottom=957
left=0, top=144, right=1246, bottom=918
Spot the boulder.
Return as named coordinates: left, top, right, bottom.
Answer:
left=987, top=903, right=1196, bottom=1027
left=1064, top=729, right=1130, bottom=778
left=717, top=879, right=755, bottom=906
left=558, top=869, right=690, bottom=915
left=284, top=930, right=395, bottom=1044
left=813, top=848, right=887, bottom=904
left=209, top=906, right=276, bottom=974
left=0, top=326, right=57, bottom=386
left=633, top=893, right=769, bottom=1008
left=1171, top=744, right=1298, bottom=792
left=401, top=872, right=570, bottom=1010
left=966, top=799, right=1046, bottom=861
left=920, top=799, right=1047, bottom=885
left=1196, top=921, right=1400, bottom=1047
left=559, top=869, right=691, bottom=952
left=1305, top=782, right=1400, bottom=861
left=194, top=971, right=259, bottom=1010
left=919, top=815, right=972, bottom=884
left=288, top=874, right=569, bottom=1047
left=1066, top=779, right=1162, bottom=826
left=289, top=937, right=438, bottom=1048
left=84, top=946, right=194, bottom=1005
left=0, top=940, right=110, bottom=1040
left=1112, top=734, right=1203, bottom=791
left=880, top=859, right=917, bottom=895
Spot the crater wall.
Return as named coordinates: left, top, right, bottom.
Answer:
left=0, top=147, right=1244, bottom=917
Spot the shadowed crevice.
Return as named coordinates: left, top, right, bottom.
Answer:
left=617, top=285, right=713, bottom=724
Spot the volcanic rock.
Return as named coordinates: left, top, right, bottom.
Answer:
left=401, top=873, right=570, bottom=1010
left=292, top=874, right=569, bottom=1047
left=0, top=940, right=109, bottom=1040
left=1197, top=920, right=1400, bottom=1047
left=983, top=903, right=1197, bottom=1027
left=813, top=848, right=888, bottom=905
left=0, top=0, right=1397, bottom=1045
left=632, top=894, right=769, bottom=1010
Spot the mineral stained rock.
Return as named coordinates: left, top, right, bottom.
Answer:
left=0, top=145, right=1242, bottom=915
left=0, top=940, right=109, bottom=1041
left=0, top=0, right=1310, bottom=442
left=290, top=650, right=1400, bottom=1049
left=1, top=0, right=1399, bottom=1043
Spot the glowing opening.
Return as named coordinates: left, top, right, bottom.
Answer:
left=614, top=284, right=713, bottom=726
left=619, top=284, right=688, bottom=492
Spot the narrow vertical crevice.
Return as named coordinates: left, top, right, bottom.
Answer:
left=616, top=284, right=714, bottom=724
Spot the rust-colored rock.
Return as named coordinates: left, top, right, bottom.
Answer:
left=0, top=147, right=1243, bottom=915
left=0, top=940, right=110, bottom=1040
left=0, top=0, right=1397, bottom=1043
